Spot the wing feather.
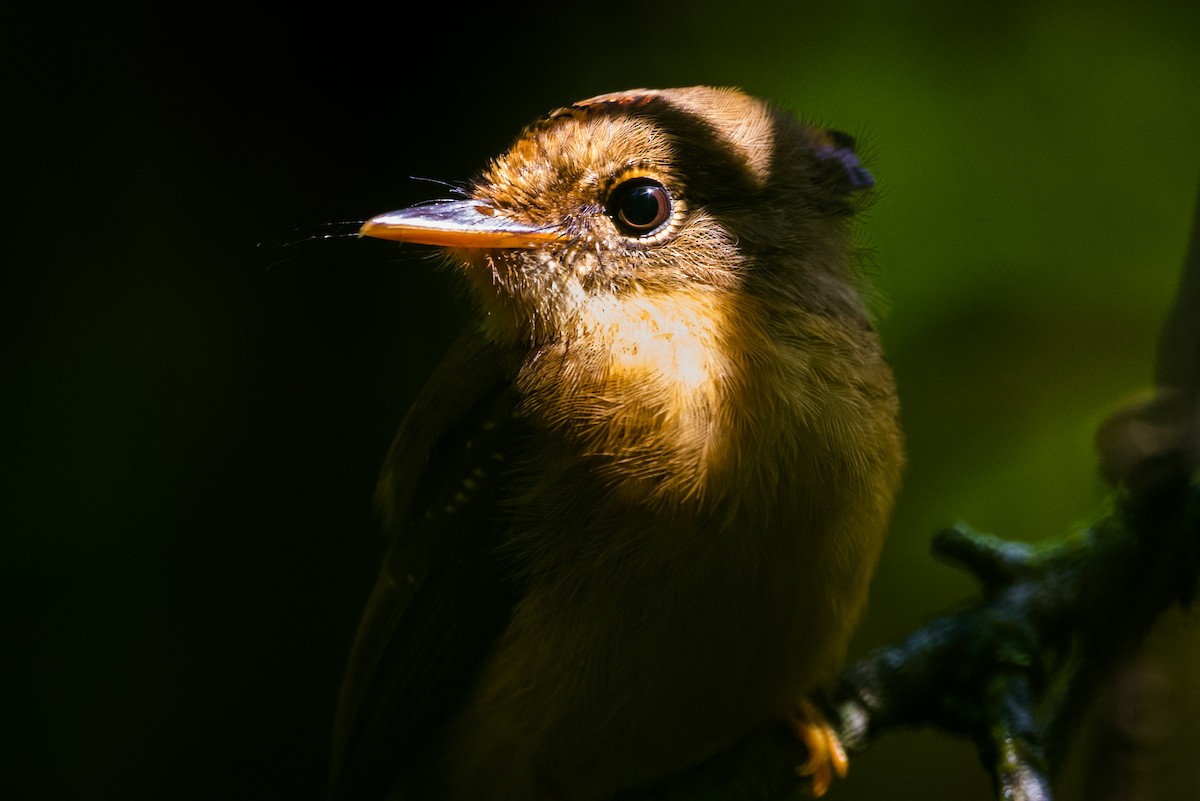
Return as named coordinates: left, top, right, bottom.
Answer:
left=330, top=332, right=524, bottom=800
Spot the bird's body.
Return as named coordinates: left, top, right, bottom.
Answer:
left=333, top=87, right=903, bottom=801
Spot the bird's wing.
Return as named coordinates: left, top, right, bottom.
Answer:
left=329, top=331, right=525, bottom=800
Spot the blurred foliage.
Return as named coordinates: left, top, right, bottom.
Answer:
left=7, top=1, right=1199, bottom=799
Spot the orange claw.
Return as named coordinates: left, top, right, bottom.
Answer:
left=791, top=699, right=849, bottom=797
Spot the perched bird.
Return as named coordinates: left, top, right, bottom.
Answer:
left=332, top=86, right=904, bottom=801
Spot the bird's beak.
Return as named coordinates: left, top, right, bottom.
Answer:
left=359, top=200, right=561, bottom=249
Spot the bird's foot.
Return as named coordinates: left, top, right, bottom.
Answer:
left=790, top=698, right=848, bottom=797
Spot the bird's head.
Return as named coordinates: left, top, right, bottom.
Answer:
left=362, top=87, right=875, bottom=346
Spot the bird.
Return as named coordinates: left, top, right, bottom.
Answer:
left=331, top=86, right=904, bottom=801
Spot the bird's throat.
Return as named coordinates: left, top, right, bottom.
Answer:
left=514, top=286, right=742, bottom=506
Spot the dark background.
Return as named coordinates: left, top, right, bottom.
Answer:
left=7, top=2, right=1200, bottom=799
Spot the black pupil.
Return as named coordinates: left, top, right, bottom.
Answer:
left=611, top=180, right=669, bottom=234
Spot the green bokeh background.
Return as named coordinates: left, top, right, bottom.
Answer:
left=8, top=2, right=1199, bottom=798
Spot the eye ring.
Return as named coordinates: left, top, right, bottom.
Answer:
left=605, top=178, right=673, bottom=237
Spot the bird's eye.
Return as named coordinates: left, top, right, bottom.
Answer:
left=606, top=178, right=672, bottom=237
